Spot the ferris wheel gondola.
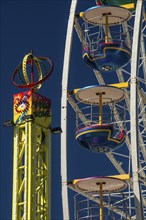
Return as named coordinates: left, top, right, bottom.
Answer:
left=74, top=85, right=126, bottom=153
left=80, top=5, right=132, bottom=72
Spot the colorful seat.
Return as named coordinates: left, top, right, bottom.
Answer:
left=82, top=42, right=131, bottom=72
left=75, top=124, right=125, bottom=153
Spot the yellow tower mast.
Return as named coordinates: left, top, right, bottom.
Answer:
left=10, top=52, right=53, bottom=219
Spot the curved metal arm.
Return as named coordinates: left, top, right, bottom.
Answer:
left=61, top=1, right=78, bottom=219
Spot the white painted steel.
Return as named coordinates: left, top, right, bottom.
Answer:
left=61, top=1, right=78, bottom=219
left=130, top=0, right=144, bottom=219
left=68, top=184, right=132, bottom=219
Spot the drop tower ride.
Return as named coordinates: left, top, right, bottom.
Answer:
left=9, top=52, right=53, bottom=220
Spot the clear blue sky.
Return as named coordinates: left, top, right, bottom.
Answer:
left=0, top=1, right=129, bottom=219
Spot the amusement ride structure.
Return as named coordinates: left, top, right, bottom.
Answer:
left=5, top=52, right=53, bottom=219
left=61, top=0, right=146, bottom=219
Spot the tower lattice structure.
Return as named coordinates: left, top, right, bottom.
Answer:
left=10, top=52, right=53, bottom=220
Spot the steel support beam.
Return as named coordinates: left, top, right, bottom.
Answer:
left=61, top=1, right=78, bottom=219
left=130, top=1, right=144, bottom=219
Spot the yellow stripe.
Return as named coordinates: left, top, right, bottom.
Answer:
left=83, top=46, right=131, bottom=62
left=76, top=128, right=124, bottom=144
left=76, top=129, right=111, bottom=140
left=79, top=12, right=83, bottom=17
left=71, top=174, right=130, bottom=186
left=107, top=174, right=130, bottom=181
left=73, top=82, right=128, bottom=94
left=72, top=179, right=81, bottom=185
left=22, top=53, right=43, bottom=90
left=108, top=82, right=129, bottom=88
left=73, top=88, right=80, bottom=94
left=120, top=3, right=135, bottom=10
left=23, top=53, right=31, bottom=84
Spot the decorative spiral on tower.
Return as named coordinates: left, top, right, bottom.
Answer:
left=12, top=51, right=54, bottom=90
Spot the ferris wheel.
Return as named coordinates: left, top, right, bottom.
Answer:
left=61, top=0, right=146, bottom=219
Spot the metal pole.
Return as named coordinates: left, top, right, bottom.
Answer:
left=61, top=0, right=78, bottom=219
left=105, top=14, right=109, bottom=43
left=99, top=93, right=103, bottom=125
left=99, top=183, right=103, bottom=220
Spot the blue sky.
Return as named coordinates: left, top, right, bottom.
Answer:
left=0, top=0, right=138, bottom=219
left=0, top=1, right=70, bottom=219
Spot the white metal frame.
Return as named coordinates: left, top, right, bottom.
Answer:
left=130, top=0, right=144, bottom=219
left=61, top=1, right=78, bottom=219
